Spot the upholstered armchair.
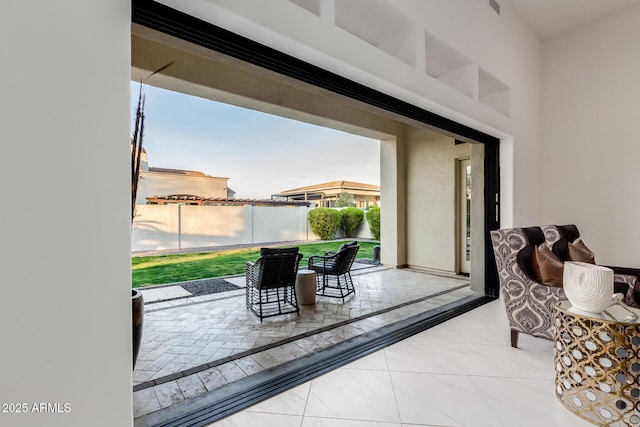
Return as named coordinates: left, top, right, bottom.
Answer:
left=490, top=226, right=565, bottom=348
left=542, top=224, right=640, bottom=307
left=491, top=224, right=640, bottom=348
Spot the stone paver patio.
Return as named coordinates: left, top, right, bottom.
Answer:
left=133, top=263, right=474, bottom=422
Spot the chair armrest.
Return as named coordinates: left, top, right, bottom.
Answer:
left=606, top=266, right=640, bottom=280
left=603, top=266, right=640, bottom=308
left=309, top=254, right=333, bottom=262
left=246, top=259, right=263, bottom=275
left=308, top=255, right=320, bottom=268
left=308, top=254, right=333, bottom=269
left=246, top=261, right=256, bottom=274
left=614, top=273, right=637, bottom=287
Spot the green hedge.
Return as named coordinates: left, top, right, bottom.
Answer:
left=308, top=207, right=341, bottom=240
left=340, top=207, right=364, bottom=238
left=366, top=206, right=380, bottom=240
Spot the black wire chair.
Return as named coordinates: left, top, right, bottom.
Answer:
left=246, top=247, right=303, bottom=321
left=308, top=241, right=359, bottom=301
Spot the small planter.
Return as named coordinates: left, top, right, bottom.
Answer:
left=132, top=289, right=144, bottom=370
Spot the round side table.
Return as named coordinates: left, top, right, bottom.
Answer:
left=296, top=269, right=317, bottom=305
left=553, top=299, right=640, bottom=426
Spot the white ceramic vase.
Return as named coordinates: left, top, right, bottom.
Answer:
left=563, top=261, right=614, bottom=313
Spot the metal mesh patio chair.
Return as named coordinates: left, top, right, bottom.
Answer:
left=246, top=247, right=303, bottom=321
left=308, top=241, right=359, bottom=301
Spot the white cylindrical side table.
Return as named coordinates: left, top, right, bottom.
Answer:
left=296, top=269, right=317, bottom=305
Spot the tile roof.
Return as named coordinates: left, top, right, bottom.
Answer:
left=280, top=180, right=379, bottom=194
left=148, top=167, right=210, bottom=177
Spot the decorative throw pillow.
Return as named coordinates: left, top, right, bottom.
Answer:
left=525, top=246, right=543, bottom=283
left=535, top=244, right=564, bottom=287
left=567, top=238, right=595, bottom=264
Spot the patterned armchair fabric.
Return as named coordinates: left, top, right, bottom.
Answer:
left=490, top=227, right=565, bottom=348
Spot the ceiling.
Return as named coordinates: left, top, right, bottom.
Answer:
left=505, top=0, right=640, bottom=39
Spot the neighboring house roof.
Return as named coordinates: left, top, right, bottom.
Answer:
left=147, top=167, right=228, bottom=179
left=146, top=195, right=311, bottom=207
left=279, top=180, right=380, bottom=194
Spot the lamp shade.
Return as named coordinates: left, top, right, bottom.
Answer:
left=563, top=261, right=614, bottom=313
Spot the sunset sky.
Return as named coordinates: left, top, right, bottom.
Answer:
left=131, top=83, right=380, bottom=199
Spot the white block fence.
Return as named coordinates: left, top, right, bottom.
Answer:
left=132, top=205, right=374, bottom=252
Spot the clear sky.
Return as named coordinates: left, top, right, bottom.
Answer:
left=131, top=82, right=380, bottom=199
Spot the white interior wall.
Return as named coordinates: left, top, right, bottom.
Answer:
left=541, top=4, right=640, bottom=267
left=157, top=0, right=545, bottom=228
left=1, top=1, right=132, bottom=426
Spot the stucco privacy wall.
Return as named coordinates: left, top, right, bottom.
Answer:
left=1, top=1, right=132, bottom=427
left=136, top=171, right=229, bottom=204
left=541, top=4, right=640, bottom=267
left=132, top=205, right=374, bottom=251
left=157, top=0, right=544, bottom=227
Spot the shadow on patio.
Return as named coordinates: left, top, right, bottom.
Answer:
left=133, top=263, right=474, bottom=425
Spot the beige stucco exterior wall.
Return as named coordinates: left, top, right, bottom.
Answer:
left=405, top=127, right=471, bottom=272
left=470, top=143, right=486, bottom=291
left=380, top=135, right=406, bottom=267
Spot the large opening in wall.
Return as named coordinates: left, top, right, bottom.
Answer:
left=131, top=2, right=499, bottom=425
left=130, top=82, right=382, bottom=254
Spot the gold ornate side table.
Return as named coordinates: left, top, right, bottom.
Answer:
left=553, top=300, right=640, bottom=426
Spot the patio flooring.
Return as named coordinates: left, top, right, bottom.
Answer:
left=132, top=262, right=474, bottom=423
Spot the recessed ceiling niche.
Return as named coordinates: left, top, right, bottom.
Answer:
left=334, top=0, right=416, bottom=67
left=424, top=30, right=474, bottom=98
left=478, top=67, right=511, bottom=117
left=289, top=0, right=321, bottom=17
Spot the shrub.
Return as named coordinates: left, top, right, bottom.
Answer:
left=308, top=207, right=341, bottom=240
left=340, top=207, right=364, bottom=238
left=366, top=206, right=381, bottom=240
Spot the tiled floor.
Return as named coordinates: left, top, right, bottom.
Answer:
left=207, top=299, right=594, bottom=427
left=132, top=265, right=474, bottom=421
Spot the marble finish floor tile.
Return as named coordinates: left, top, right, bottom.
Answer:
left=210, top=411, right=303, bottom=427
left=208, top=300, right=592, bottom=427
left=304, top=369, right=400, bottom=423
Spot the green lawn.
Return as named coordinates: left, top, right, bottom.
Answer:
left=132, top=240, right=380, bottom=288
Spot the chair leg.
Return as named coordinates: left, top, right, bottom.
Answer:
left=335, top=275, right=345, bottom=301
left=510, top=330, right=519, bottom=348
